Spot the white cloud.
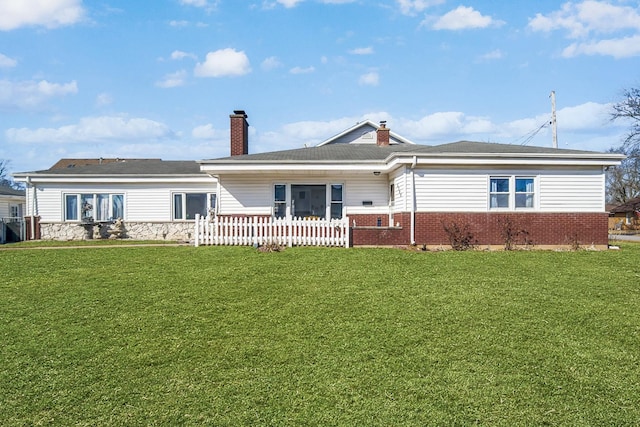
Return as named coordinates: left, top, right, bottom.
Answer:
left=529, top=1, right=640, bottom=57
left=349, top=46, right=374, bottom=55
left=556, top=101, right=611, bottom=131
left=192, top=124, right=221, bottom=139
left=290, top=66, right=315, bottom=74
left=358, top=72, right=379, bottom=86
left=529, top=1, right=640, bottom=39
left=156, top=70, right=187, bottom=88
left=95, top=92, right=113, bottom=107
left=398, top=112, right=466, bottom=138
left=261, top=56, right=282, bottom=71
left=478, top=49, right=504, bottom=61
left=427, top=6, right=504, bottom=30
left=0, top=79, right=77, bottom=110
left=179, top=0, right=219, bottom=10
left=169, top=20, right=189, bottom=27
left=6, top=116, right=176, bottom=144
left=171, top=50, right=197, bottom=61
left=0, top=0, right=84, bottom=31
left=276, top=0, right=304, bottom=7
left=194, top=48, right=251, bottom=77
left=562, top=34, right=640, bottom=58
left=0, top=53, right=17, bottom=68
left=395, top=0, right=444, bottom=16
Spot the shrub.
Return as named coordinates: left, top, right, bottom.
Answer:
left=498, top=216, right=532, bottom=250
left=442, top=221, right=476, bottom=251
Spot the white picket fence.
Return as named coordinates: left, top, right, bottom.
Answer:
left=194, top=214, right=350, bottom=248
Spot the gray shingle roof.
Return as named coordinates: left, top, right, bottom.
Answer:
left=0, top=184, right=25, bottom=196
left=203, top=141, right=609, bottom=163
left=30, top=160, right=205, bottom=175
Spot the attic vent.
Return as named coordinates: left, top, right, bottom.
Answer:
left=361, top=131, right=373, bottom=139
left=67, top=164, right=75, bottom=168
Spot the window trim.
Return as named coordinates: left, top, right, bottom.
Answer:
left=489, top=176, right=536, bottom=211
left=272, top=183, right=344, bottom=219
left=64, top=193, right=125, bottom=222
left=172, top=192, right=216, bottom=221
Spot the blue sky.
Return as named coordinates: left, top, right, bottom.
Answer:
left=1, top=0, right=639, bottom=173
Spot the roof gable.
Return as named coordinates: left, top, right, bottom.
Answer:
left=317, top=120, right=415, bottom=146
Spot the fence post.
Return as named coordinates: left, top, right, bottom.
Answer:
left=194, top=214, right=200, bottom=247
left=344, top=216, right=350, bottom=248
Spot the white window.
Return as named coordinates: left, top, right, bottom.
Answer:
left=173, top=192, right=216, bottom=220
left=273, top=183, right=344, bottom=219
left=389, top=183, right=395, bottom=205
left=515, top=178, right=534, bottom=208
left=489, top=176, right=535, bottom=210
left=274, top=184, right=286, bottom=218
left=330, top=184, right=343, bottom=219
left=489, top=178, right=509, bottom=208
left=64, top=193, right=124, bottom=222
left=9, top=204, right=22, bottom=218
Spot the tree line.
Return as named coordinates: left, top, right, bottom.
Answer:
left=608, top=86, right=640, bottom=204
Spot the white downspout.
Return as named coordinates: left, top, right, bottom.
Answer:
left=27, top=176, right=35, bottom=240
left=410, top=156, right=417, bottom=245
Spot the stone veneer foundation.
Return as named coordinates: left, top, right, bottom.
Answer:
left=39, top=222, right=194, bottom=241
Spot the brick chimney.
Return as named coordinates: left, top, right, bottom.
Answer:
left=230, top=110, right=249, bottom=156
left=376, top=121, right=390, bottom=146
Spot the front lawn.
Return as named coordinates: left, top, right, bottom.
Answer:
left=1, top=245, right=639, bottom=425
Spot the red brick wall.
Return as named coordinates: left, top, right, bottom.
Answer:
left=415, top=212, right=608, bottom=246
left=349, top=212, right=609, bottom=247
left=350, top=213, right=410, bottom=246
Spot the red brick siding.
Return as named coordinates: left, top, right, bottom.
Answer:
left=415, top=212, right=609, bottom=246
left=349, top=212, right=608, bottom=246
left=350, top=213, right=410, bottom=246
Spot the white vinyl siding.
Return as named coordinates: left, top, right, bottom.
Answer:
left=26, top=181, right=216, bottom=222
left=538, top=172, right=604, bottom=211
left=412, top=168, right=605, bottom=213
left=219, top=174, right=391, bottom=216
left=342, top=175, right=388, bottom=214
left=218, top=177, right=272, bottom=215
left=390, top=169, right=407, bottom=212
left=414, top=171, right=488, bottom=212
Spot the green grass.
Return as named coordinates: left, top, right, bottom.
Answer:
left=2, top=239, right=180, bottom=248
left=1, top=245, right=639, bottom=425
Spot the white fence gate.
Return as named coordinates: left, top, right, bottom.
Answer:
left=194, top=215, right=350, bottom=248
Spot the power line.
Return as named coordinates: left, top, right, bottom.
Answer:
left=511, top=118, right=551, bottom=146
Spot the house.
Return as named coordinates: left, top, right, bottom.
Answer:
left=14, top=110, right=624, bottom=248
left=0, top=183, right=26, bottom=243
left=608, top=197, right=640, bottom=231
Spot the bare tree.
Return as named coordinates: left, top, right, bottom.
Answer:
left=0, top=159, right=20, bottom=189
left=611, top=87, right=640, bottom=150
left=606, top=146, right=640, bottom=204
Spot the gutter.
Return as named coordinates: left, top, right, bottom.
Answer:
left=26, top=176, right=35, bottom=240
left=410, top=156, right=417, bottom=246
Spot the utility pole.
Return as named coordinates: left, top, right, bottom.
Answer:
left=550, top=90, right=558, bottom=149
